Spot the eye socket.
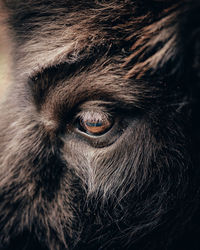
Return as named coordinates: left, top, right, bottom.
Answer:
left=77, top=111, right=113, bottom=136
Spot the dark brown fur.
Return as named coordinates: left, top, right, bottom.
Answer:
left=0, top=1, right=200, bottom=249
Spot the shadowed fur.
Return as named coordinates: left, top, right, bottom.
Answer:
left=0, top=1, right=200, bottom=250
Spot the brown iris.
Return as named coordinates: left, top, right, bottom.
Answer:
left=79, top=112, right=112, bottom=135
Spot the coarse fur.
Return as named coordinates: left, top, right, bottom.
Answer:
left=0, top=0, right=200, bottom=249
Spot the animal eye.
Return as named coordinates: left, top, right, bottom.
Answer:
left=78, top=111, right=112, bottom=136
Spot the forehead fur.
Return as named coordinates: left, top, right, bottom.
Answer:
left=2, top=0, right=190, bottom=81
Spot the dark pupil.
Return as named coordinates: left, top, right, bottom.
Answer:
left=86, top=122, right=103, bottom=127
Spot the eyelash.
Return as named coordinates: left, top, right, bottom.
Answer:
left=63, top=104, right=129, bottom=148
left=76, top=111, right=113, bottom=136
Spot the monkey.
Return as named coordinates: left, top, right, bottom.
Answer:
left=0, top=0, right=200, bottom=249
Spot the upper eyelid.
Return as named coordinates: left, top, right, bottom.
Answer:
left=77, top=100, right=113, bottom=112
left=74, top=101, right=114, bottom=120
left=76, top=110, right=110, bottom=122
left=78, top=100, right=113, bottom=109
